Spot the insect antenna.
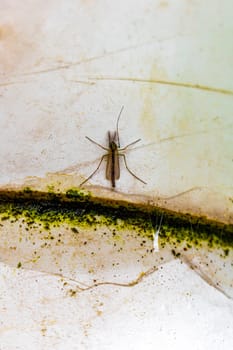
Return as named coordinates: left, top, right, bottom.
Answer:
left=116, top=105, right=124, bottom=147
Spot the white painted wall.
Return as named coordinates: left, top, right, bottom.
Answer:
left=0, top=1, right=232, bottom=349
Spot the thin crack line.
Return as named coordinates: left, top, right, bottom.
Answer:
left=87, top=76, right=233, bottom=96
left=56, top=266, right=159, bottom=294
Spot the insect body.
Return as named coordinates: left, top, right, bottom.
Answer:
left=106, top=130, right=120, bottom=188
left=80, top=107, right=146, bottom=188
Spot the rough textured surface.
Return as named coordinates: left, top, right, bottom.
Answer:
left=1, top=260, right=233, bottom=350
left=0, top=0, right=233, bottom=348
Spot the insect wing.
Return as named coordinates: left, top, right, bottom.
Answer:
left=106, top=151, right=120, bottom=181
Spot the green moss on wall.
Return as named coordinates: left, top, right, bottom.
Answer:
left=0, top=189, right=232, bottom=250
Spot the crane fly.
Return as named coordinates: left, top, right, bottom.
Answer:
left=80, top=106, right=146, bottom=188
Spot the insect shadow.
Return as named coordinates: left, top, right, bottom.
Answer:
left=80, top=106, right=146, bottom=188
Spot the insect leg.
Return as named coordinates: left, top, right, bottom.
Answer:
left=119, top=138, right=141, bottom=151
left=119, top=154, right=147, bottom=184
left=85, top=136, right=108, bottom=150
left=80, top=154, right=108, bottom=187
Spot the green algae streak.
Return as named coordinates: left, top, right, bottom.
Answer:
left=0, top=188, right=232, bottom=250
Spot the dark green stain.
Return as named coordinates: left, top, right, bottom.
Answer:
left=0, top=189, right=232, bottom=249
